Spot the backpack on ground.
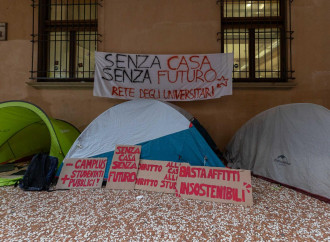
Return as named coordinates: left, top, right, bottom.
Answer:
left=19, top=153, right=58, bottom=191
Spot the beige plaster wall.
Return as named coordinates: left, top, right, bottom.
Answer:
left=0, top=0, right=329, bottom=151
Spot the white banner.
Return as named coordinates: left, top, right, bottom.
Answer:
left=94, top=52, right=233, bottom=101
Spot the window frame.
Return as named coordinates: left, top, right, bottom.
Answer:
left=220, top=0, right=293, bottom=82
left=32, top=0, right=99, bottom=82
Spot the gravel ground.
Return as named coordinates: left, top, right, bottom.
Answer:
left=0, top=177, right=329, bottom=241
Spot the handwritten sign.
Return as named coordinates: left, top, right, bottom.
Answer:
left=135, top=160, right=180, bottom=194
left=106, top=145, right=141, bottom=190
left=94, top=52, right=233, bottom=101
left=176, top=163, right=253, bottom=206
left=56, top=158, right=107, bottom=189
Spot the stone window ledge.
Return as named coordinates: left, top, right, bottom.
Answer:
left=26, top=81, right=94, bottom=89
left=26, top=81, right=297, bottom=90
left=233, top=81, right=297, bottom=89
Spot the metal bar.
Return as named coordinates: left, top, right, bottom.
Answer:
left=94, top=0, right=98, bottom=62
left=249, top=28, right=255, bottom=79
left=238, top=1, right=241, bottom=77
left=71, top=0, right=75, bottom=78
left=258, top=1, right=261, bottom=78
left=280, top=0, right=286, bottom=80
left=60, top=0, right=63, bottom=78
left=93, top=1, right=98, bottom=75
left=264, top=28, right=266, bottom=78
left=250, top=0, right=252, bottom=18
left=271, top=0, right=273, bottom=78
left=69, top=31, right=76, bottom=78
left=89, top=0, right=92, bottom=77
left=220, top=0, right=224, bottom=53
left=47, top=0, right=51, bottom=78
left=34, top=77, right=94, bottom=82
left=66, top=0, right=69, bottom=78
left=245, top=0, right=248, bottom=77
left=289, top=0, right=293, bottom=79
left=222, top=17, right=282, bottom=25
left=31, top=0, right=35, bottom=79
left=37, top=0, right=49, bottom=78
left=54, top=0, right=57, bottom=78
left=265, top=1, right=267, bottom=77
left=82, top=0, right=86, bottom=79
left=231, top=0, right=234, bottom=76
left=45, top=19, right=97, bottom=26
left=76, top=0, right=80, bottom=78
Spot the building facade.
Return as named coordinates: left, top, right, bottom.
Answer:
left=0, top=0, right=329, bottom=150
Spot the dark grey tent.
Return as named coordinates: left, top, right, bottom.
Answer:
left=225, top=103, right=330, bottom=201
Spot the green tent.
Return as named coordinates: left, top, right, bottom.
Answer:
left=0, top=101, right=80, bottom=186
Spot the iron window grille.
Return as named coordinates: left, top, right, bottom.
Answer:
left=217, top=0, right=294, bottom=82
left=30, top=0, right=102, bottom=82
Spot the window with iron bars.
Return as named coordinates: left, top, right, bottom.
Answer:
left=218, top=0, right=294, bottom=82
left=30, top=0, right=102, bottom=82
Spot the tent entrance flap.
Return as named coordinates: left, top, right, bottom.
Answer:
left=1, top=122, right=51, bottom=163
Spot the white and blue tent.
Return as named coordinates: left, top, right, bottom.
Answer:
left=58, top=99, right=224, bottom=178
